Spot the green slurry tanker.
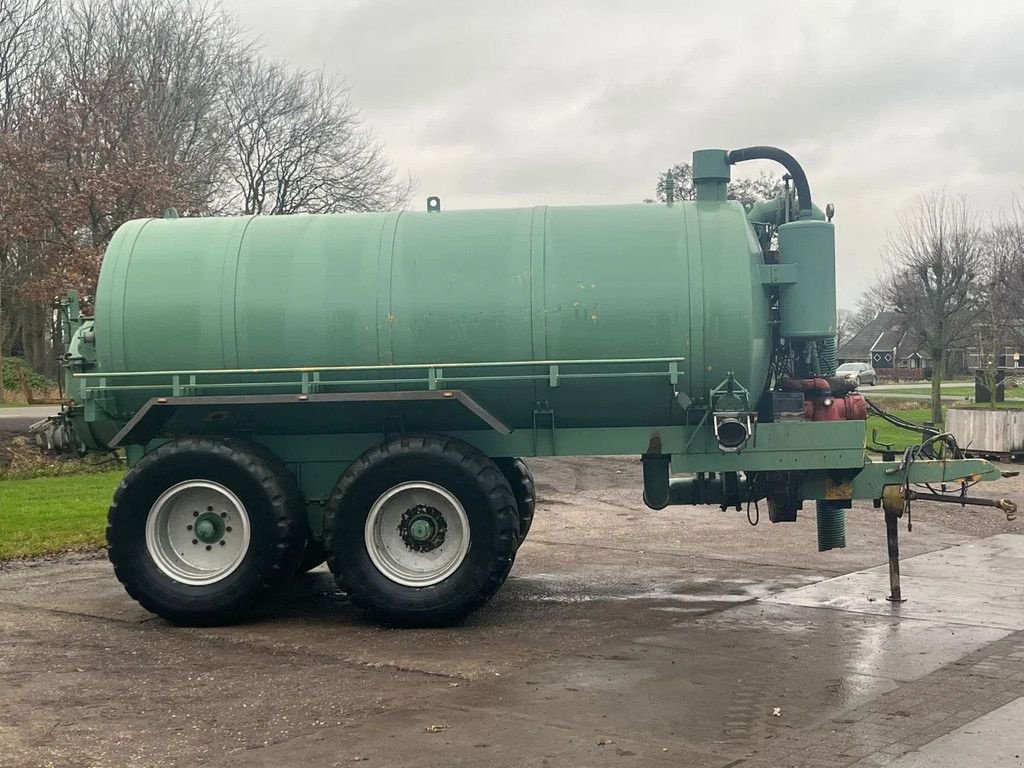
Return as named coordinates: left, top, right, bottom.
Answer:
left=47, top=146, right=1015, bottom=626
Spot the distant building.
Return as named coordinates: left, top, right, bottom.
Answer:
left=967, top=348, right=1024, bottom=371
left=837, top=312, right=1022, bottom=375
left=838, top=312, right=931, bottom=370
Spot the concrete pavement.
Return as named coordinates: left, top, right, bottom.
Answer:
left=887, top=697, right=1024, bottom=767
left=1, top=456, right=1022, bottom=767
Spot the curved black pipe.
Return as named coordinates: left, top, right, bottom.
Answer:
left=727, top=146, right=812, bottom=214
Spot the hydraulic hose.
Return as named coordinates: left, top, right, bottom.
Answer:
left=727, top=146, right=813, bottom=215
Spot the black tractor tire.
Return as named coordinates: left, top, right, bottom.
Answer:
left=494, top=457, right=536, bottom=544
left=298, top=539, right=328, bottom=573
left=107, top=437, right=306, bottom=626
left=325, top=435, right=519, bottom=627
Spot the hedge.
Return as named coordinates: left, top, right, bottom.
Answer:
left=1, top=357, right=58, bottom=392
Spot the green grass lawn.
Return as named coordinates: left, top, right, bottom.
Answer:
left=951, top=401, right=1024, bottom=410
left=947, top=385, right=1024, bottom=398
left=865, top=407, right=940, bottom=452
left=864, top=401, right=1024, bottom=451
left=871, top=384, right=1024, bottom=399
left=0, top=471, right=123, bottom=559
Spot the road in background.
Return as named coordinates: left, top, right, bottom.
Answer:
left=0, top=406, right=58, bottom=440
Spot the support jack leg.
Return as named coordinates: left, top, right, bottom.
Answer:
left=884, top=509, right=906, bottom=603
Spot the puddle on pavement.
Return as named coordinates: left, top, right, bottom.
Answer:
left=514, top=574, right=820, bottom=612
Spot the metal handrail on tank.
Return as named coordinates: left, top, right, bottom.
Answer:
left=73, top=356, right=687, bottom=396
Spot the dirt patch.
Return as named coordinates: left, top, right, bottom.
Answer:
left=0, top=435, right=122, bottom=480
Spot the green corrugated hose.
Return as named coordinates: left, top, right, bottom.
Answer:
left=816, top=500, right=847, bottom=551
left=819, top=336, right=838, bottom=377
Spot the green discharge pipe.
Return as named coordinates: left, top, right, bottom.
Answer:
left=815, top=336, right=842, bottom=548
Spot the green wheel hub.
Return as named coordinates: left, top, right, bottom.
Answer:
left=408, top=516, right=435, bottom=543
left=194, top=512, right=225, bottom=544
left=398, top=504, right=449, bottom=553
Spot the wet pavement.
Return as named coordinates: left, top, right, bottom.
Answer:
left=1, top=455, right=1022, bottom=767
left=887, top=697, right=1024, bottom=767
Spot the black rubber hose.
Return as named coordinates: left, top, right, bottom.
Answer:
left=727, top=146, right=812, bottom=214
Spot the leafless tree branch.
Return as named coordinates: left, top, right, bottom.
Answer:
left=223, top=57, right=411, bottom=216
left=881, top=191, right=984, bottom=421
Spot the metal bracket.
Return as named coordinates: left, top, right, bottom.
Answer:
left=532, top=405, right=555, bottom=456
left=758, top=263, right=798, bottom=286
left=881, top=485, right=904, bottom=518
left=106, top=389, right=512, bottom=448
left=300, top=372, right=324, bottom=395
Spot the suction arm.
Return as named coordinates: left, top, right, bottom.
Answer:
left=727, top=146, right=813, bottom=216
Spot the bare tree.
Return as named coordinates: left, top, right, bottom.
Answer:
left=224, top=57, right=411, bottom=215
left=846, top=287, right=888, bottom=337
left=0, top=0, right=51, bottom=131
left=647, top=163, right=696, bottom=203
left=3, top=0, right=241, bottom=298
left=727, top=171, right=787, bottom=207
left=0, top=0, right=413, bottom=393
left=0, top=0, right=54, bottom=399
left=975, top=201, right=1024, bottom=405
left=55, top=0, right=244, bottom=213
left=2, top=0, right=246, bottom=386
left=646, top=163, right=783, bottom=206
left=882, top=192, right=983, bottom=423
left=836, top=308, right=856, bottom=348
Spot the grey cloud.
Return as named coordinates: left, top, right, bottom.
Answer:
left=221, top=0, right=1024, bottom=305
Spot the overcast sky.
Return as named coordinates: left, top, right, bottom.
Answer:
left=220, top=0, right=1024, bottom=308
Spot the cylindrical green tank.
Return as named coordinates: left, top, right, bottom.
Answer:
left=777, top=220, right=836, bottom=339
left=89, top=201, right=772, bottom=433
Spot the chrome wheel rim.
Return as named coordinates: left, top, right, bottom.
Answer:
left=364, top=481, right=471, bottom=587
left=145, top=480, right=251, bottom=585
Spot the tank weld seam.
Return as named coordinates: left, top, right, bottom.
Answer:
left=386, top=210, right=404, bottom=366
left=229, top=215, right=258, bottom=368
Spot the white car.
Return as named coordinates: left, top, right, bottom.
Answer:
left=836, top=362, right=877, bottom=386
